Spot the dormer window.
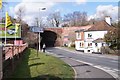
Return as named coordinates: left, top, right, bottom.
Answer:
left=88, top=33, right=92, bottom=38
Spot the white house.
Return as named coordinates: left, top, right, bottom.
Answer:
left=75, top=16, right=115, bottom=53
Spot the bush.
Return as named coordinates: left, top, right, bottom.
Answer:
left=101, top=46, right=117, bottom=54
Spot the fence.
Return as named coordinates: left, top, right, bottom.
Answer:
left=2, top=43, right=28, bottom=78
left=3, top=43, right=28, bottom=61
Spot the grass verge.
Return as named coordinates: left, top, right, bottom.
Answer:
left=11, top=48, right=74, bottom=79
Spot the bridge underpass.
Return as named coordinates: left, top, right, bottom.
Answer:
left=40, top=30, right=57, bottom=48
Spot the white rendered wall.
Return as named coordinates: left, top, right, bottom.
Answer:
left=84, top=31, right=107, bottom=42
left=75, top=31, right=108, bottom=53
left=75, top=41, right=84, bottom=50
left=84, top=31, right=107, bottom=53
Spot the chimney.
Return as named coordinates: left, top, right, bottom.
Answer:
left=105, top=16, right=111, bottom=25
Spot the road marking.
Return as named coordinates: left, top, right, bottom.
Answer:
left=56, top=47, right=118, bottom=61
left=113, top=69, right=119, bottom=72
left=88, top=57, right=98, bottom=60
left=69, top=58, right=119, bottom=79
left=111, top=60, right=118, bottom=63
left=46, top=50, right=119, bottom=79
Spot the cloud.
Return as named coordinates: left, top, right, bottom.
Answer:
left=10, top=0, right=56, bottom=26
left=75, top=0, right=86, bottom=4
left=4, top=0, right=119, bottom=2
left=88, top=5, right=118, bottom=22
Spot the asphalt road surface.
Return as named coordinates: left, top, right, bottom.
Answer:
left=46, top=47, right=120, bottom=79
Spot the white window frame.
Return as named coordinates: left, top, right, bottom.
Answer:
left=88, top=33, right=92, bottom=38
left=76, top=32, right=81, bottom=39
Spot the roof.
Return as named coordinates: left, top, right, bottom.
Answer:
left=75, top=25, right=92, bottom=32
left=86, top=20, right=115, bottom=31
left=92, top=38, right=104, bottom=43
left=75, top=29, right=85, bottom=32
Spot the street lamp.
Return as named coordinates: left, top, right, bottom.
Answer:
left=38, top=8, right=46, bottom=52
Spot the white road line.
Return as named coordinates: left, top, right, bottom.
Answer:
left=88, top=57, right=98, bottom=60
left=56, top=47, right=118, bottom=60
left=113, top=69, right=119, bottom=72
left=46, top=50, right=119, bottom=79
left=111, top=60, right=118, bottom=63
left=70, top=58, right=119, bottom=79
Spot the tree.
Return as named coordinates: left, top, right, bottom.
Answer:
left=34, top=17, right=39, bottom=26
left=15, top=5, right=25, bottom=23
left=47, top=12, right=61, bottom=27
left=63, top=11, right=88, bottom=27
left=33, top=17, right=45, bottom=27
left=104, top=21, right=120, bottom=50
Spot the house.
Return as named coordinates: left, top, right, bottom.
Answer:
left=62, top=26, right=91, bottom=47
left=75, top=16, right=115, bottom=53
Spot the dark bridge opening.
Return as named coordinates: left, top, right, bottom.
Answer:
left=40, top=31, right=57, bottom=48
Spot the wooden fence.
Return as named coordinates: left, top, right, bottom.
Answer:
left=2, top=43, right=28, bottom=78
left=3, top=43, right=28, bottom=61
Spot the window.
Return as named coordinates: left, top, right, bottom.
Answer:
left=102, top=43, right=104, bottom=47
left=88, top=43, right=92, bottom=47
left=80, top=42, right=84, bottom=47
left=88, top=33, right=92, bottom=38
left=88, top=50, right=90, bottom=52
left=80, top=43, right=81, bottom=46
left=82, top=43, right=84, bottom=47
left=95, top=43, right=98, bottom=47
left=76, top=32, right=81, bottom=39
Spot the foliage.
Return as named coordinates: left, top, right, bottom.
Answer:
left=104, top=21, right=120, bottom=50
left=15, top=5, right=26, bottom=23
left=47, top=12, right=61, bottom=27
left=63, top=11, right=88, bottom=26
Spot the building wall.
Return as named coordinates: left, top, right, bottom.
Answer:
left=76, top=32, right=84, bottom=40
left=75, top=40, right=84, bottom=50
left=84, top=31, right=107, bottom=53
left=75, top=30, right=108, bottom=53
left=44, top=26, right=91, bottom=47
left=84, top=31, right=107, bottom=42
left=62, top=26, right=91, bottom=46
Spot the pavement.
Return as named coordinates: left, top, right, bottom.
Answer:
left=45, top=47, right=119, bottom=80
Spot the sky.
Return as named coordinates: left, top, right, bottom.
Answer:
left=1, top=0, right=119, bottom=26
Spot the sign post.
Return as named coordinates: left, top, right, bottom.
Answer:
left=31, top=27, right=44, bottom=56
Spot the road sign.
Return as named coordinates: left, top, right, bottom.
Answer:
left=31, top=27, right=44, bottom=33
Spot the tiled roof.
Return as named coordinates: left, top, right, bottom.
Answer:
left=87, top=20, right=115, bottom=31
left=74, top=25, right=92, bottom=32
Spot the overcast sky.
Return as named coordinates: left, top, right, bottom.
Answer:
left=2, top=0, right=119, bottom=26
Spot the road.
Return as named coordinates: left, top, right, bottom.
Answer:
left=46, top=47, right=119, bottom=79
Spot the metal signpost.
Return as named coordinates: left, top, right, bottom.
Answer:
left=31, top=27, right=44, bottom=56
